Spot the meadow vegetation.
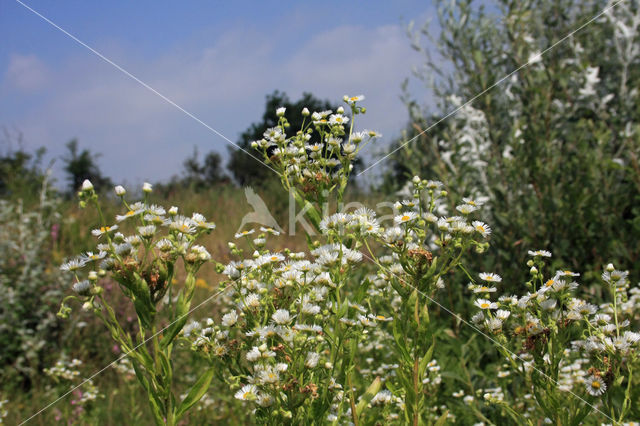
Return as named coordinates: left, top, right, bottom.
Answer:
left=2, top=0, right=640, bottom=424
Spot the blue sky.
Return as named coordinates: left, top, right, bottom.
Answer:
left=1, top=1, right=438, bottom=187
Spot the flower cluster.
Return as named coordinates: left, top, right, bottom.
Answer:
left=44, top=357, right=99, bottom=405
left=470, top=252, right=640, bottom=422
left=252, top=96, right=379, bottom=202
left=187, top=225, right=385, bottom=421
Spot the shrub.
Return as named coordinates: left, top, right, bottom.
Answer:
left=0, top=175, right=65, bottom=387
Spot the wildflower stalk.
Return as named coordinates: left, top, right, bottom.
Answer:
left=58, top=182, right=216, bottom=425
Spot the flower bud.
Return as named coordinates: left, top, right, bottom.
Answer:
left=168, top=206, right=178, bottom=216
left=606, top=263, right=615, bottom=272
left=258, top=343, right=268, bottom=352
left=412, top=175, right=421, bottom=184
left=142, top=182, right=153, bottom=193
left=81, top=179, right=94, bottom=191
left=302, top=107, right=310, bottom=116
left=276, top=107, right=286, bottom=117
left=530, top=266, right=538, bottom=275
left=251, top=141, right=258, bottom=149
left=337, top=106, right=344, bottom=114
left=114, top=185, right=126, bottom=196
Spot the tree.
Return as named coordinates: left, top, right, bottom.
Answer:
left=228, top=91, right=344, bottom=186
left=180, top=147, right=229, bottom=190
left=62, top=139, right=112, bottom=194
left=0, top=130, right=48, bottom=201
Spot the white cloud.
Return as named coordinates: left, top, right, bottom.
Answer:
left=4, top=53, right=48, bottom=91
left=3, top=20, right=430, bottom=185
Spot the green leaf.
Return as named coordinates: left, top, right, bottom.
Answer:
left=392, top=318, right=412, bottom=364
left=132, top=360, right=165, bottom=424
left=418, top=337, right=436, bottom=377
left=175, top=367, right=215, bottom=419
left=355, top=376, right=382, bottom=418
left=292, top=189, right=321, bottom=232
left=434, top=410, right=449, bottom=426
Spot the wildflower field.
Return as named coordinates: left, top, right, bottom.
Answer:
left=2, top=0, right=640, bottom=425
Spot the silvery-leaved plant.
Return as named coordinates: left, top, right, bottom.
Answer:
left=470, top=252, right=639, bottom=424
left=58, top=181, right=217, bottom=426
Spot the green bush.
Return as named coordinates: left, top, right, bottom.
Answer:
left=385, top=0, right=640, bottom=286
left=0, top=175, right=65, bottom=387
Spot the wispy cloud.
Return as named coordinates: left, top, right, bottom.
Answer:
left=4, top=53, right=48, bottom=91
left=1, top=18, right=429, bottom=185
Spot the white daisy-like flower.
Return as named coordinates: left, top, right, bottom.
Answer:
left=602, top=270, right=629, bottom=286
left=305, top=352, right=320, bottom=368
left=329, top=114, right=349, bottom=125
left=155, top=239, right=173, bottom=251
left=243, top=293, right=261, bottom=309
left=234, top=229, right=255, bottom=239
left=137, top=225, right=156, bottom=238
left=479, top=272, right=502, bottom=283
left=91, top=225, right=118, bottom=237
left=234, top=384, right=258, bottom=401
left=475, top=299, right=498, bottom=310
left=259, top=226, right=280, bottom=235
left=585, top=375, right=606, bottom=396
left=456, top=204, right=478, bottom=215
left=462, top=196, right=485, bottom=206
left=272, top=309, right=292, bottom=325
left=528, top=250, right=552, bottom=257
left=344, top=94, right=365, bottom=104
left=191, top=213, right=216, bottom=230
left=170, top=216, right=196, bottom=234
left=474, top=285, right=497, bottom=293
left=472, top=221, right=491, bottom=237
left=496, top=309, right=511, bottom=320
left=81, top=251, right=106, bottom=263
left=370, top=390, right=393, bottom=405
left=394, top=211, right=418, bottom=224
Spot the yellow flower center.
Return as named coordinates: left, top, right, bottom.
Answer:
left=401, top=215, right=410, bottom=222
left=481, top=303, right=490, bottom=309
left=242, top=392, right=251, bottom=399
left=591, top=381, right=601, bottom=389
left=349, top=96, right=359, bottom=101
left=480, top=286, right=489, bottom=291
left=545, top=279, right=554, bottom=287
left=271, top=256, right=279, bottom=261
left=100, top=226, right=110, bottom=232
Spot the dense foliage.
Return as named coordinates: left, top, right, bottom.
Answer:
left=385, top=0, right=640, bottom=286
